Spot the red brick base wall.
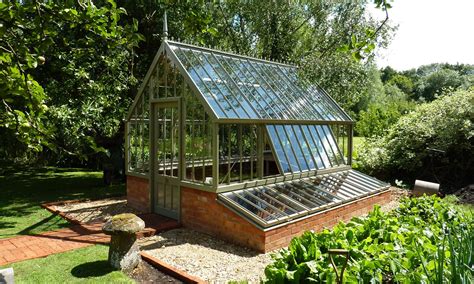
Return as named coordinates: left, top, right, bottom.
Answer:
left=181, top=188, right=266, bottom=251
left=181, top=187, right=392, bottom=252
left=127, top=175, right=151, bottom=213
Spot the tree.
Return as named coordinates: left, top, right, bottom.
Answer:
left=388, top=74, right=414, bottom=96
left=415, top=68, right=464, bottom=101
left=0, top=1, right=142, bottom=163
left=120, top=1, right=394, bottom=112
left=1, top=0, right=395, bottom=165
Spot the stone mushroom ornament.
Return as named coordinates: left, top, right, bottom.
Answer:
left=102, top=213, right=145, bottom=272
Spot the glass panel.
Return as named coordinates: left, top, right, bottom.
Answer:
left=315, top=125, right=340, bottom=166
left=257, top=63, right=315, bottom=120
left=308, top=125, right=332, bottom=168
left=238, top=58, right=291, bottom=119
left=225, top=192, right=278, bottom=222
left=273, top=183, right=317, bottom=208
left=184, top=85, right=213, bottom=184
left=266, top=125, right=295, bottom=173
left=248, top=188, right=299, bottom=215
left=279, top=66, right=347, bottom=121
left=320, top=125, right=345, bottom=165
left=206, top=53, right=258, bottom=118
left=218, top=55, right=273, bottom=118
left=301, top=125, right=325, bottom=169
left=168, top=42, right=353, bottom=122
left=188, top=50, right=249, bottom=119
left=172, top=47, right=228, bottom=118
left=266, top=123, right=346, bottom=173
left=247, top=62, right=295, bottom=120
left=281, top=125, right=308, bottom=171
left=238, top=191, right=287, bottom=218
left=218, top=170, right=388, bottom=227
left=262, top=187, right=308, bottom=212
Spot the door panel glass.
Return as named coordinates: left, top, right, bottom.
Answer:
left=154, top=103, right=180, bottom=219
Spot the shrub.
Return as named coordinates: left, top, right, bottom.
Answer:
left=356, top=84, right=415, bottom=137
left=356, top=89, right=474, bottom=189
left=263, top=196, right=473, bottom=283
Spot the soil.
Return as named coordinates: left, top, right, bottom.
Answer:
left=452, top=184, right=474, bottom=205
left=128, top=261, right=183, bottom=284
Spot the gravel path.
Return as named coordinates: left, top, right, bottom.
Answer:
left=53, top=197, right=142, bottom=223
left=138, top=187, right=407, bottom=283
left=139, top=229, right=272, bottom=283
left=380, top=186, right=409, bottom=213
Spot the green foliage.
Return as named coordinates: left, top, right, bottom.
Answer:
left=357, top=89, right=474, bottom=188
left=415, top=69, right=465, bottom=101
left=0, top=0, right=142, bottom=163
left=264, top=196, right=474, bottom=283
left=356, top=102, right=403, bottom=137
left=356, top=84, right=415, bottom=137
left=388, top=74, right=414, bottom=95
left=2, top=0, right=395, bottom=165
left=397, top=63, right=474, bottom=102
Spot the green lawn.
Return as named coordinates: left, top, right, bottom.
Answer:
left=0, top=245, right=132, bottom=283
left=0, top=167, right=125, bottom=239
left=338, top=136, right=365, bottom=159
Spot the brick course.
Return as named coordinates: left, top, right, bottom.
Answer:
left=127, top=175, right=151, bottom=213
left=180, top=186, right=392, bottom=252
left=127, top=174, right=392, bottom=252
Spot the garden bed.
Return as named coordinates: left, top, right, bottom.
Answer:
left=129, top=260, right=184, bottom=284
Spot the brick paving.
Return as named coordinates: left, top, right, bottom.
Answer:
left=0, top=223, right=108, bottom=266
left=0, top=214, right=179, bottom=266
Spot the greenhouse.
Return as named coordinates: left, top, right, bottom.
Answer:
left=125, top=33, right=391, bottom=251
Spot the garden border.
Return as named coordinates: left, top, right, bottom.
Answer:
left=41, top=197, right=180, bottom=239
left=42, top=195, right=127, bottom=225
left=140, top=252, right=205, bottom=284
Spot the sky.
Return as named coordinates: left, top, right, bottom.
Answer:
left=370, top=0, right=474, bottom=71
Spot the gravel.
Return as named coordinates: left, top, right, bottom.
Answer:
left=53, top=197, right=142, bottom=224
left=139, top=229, right=272, bottom=283
left=137, top=187, right=408, bottom=283
left=380, top=186, right=409, bottom=213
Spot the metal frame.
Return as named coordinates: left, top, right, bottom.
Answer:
left=217, top=169, right=390, bottom=229
left=167, top=40, right=354, bottom=124
left=125, top=39, right=370, bottom=228
left=150, top=97, right=181, bottom=220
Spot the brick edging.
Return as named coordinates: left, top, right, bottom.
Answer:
left=41, top=195, right=127, bottom=208
left=41, top=196, right=128, bottom=225
left=41, top=203, right=84, bottom=225
left=140, top=252, right=206, bottom=284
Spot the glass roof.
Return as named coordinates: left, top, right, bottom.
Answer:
left=266, top=124, right=344, bottom=173
left=167, top=41, right=351, bottom=122
left=217, top=169, right=390, bottom=228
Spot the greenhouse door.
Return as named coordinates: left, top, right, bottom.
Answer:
left=152, top=100, right=181, bottom=220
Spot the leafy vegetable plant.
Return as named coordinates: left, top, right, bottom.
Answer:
left=264, top=195, right=473, bottom=283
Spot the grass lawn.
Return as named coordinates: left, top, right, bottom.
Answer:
left=0, top=245, right=133, bottom=283
left=0, top=167, right=125, bottom=239
left=338, top=136, right=365, bottom=159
